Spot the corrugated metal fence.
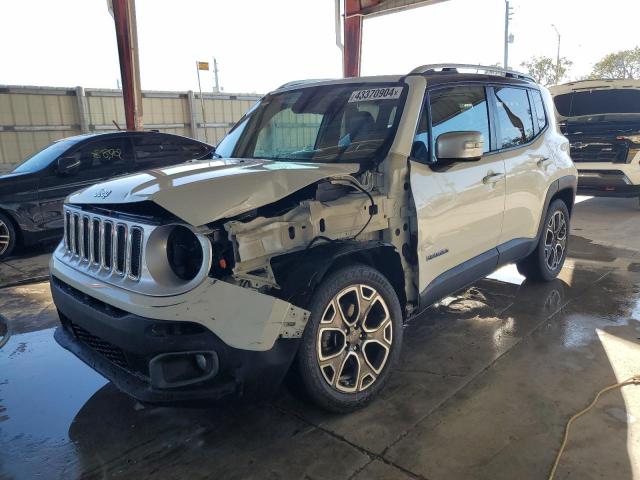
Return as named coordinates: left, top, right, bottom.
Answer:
left=0, top=85, right=262, bottom=173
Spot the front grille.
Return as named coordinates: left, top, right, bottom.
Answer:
left=69, top=321, right=129, bottom=369
left=104, top=221, right=113, bottom=269
left=570, top=142, right=629, bottom=163
left=130, top=228, right=143, bottom=278
left=62, top=206, right=144, bottom=280
left=82, top=217, right=89, bottom=261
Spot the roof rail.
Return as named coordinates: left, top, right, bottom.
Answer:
left=277, top=79, right=334, bottom=90
left=410, top=63, right=535, bottom=83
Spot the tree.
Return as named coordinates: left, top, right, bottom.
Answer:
left=520, top=56, right=573, bottom=86
left=590, top=47, right=640, bottom=80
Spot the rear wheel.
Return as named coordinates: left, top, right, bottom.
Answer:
left=0, top=212, right=17, bottom=259
left=297, top=264, right=403, bottom=413
left=517, top=199, right=570, bottom=282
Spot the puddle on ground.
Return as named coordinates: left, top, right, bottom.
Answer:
left=0, top=328, right=107, bottom=479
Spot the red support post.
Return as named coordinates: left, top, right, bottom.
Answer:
left=111, top=0, right=143, bottom=130
left=343, top=0, right=363, bottom=77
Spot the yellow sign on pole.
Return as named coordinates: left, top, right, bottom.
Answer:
left=197, top=61, right=210, bottom=71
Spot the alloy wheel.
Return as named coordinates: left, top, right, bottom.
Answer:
left=316, top=284, right=393, bottom=393
left=0, top=219, right=10, bottom=256
left=544, top=210, right=567, bottom=271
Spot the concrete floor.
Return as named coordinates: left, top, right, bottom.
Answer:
left=0, top=196, right=639, bottom=480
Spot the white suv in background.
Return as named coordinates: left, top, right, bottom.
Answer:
left=50, top=65, right=577, bottom=412
left=550, top=79, right=640, bottom=202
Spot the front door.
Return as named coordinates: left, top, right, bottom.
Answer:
left=409, top=85, right=506, bottom=300
left=37, top=136, right=133, bottom=231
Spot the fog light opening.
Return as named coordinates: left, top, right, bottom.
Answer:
left=149, top=351, right=219, bottom=389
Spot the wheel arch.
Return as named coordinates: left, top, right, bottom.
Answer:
left=271, top=241, right=407, bottom=319
left=536, top=175, right=577, bottom=243
left=0, top=207, right=22, bottom=246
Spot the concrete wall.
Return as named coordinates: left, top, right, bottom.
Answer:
left=0, top=85, right=262, bottom=173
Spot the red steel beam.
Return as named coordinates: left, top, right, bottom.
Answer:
left=111, top=0, right=143, bottom=130
left=343, top=0, right=364, bottom=77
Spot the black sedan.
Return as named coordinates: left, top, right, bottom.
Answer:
left=0, top=131, right=214, bottom=258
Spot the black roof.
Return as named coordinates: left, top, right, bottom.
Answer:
left=54, top=130, right=214, bottom=147
left=413, top=72, right=537, bottom=89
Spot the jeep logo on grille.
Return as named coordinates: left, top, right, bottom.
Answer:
left=94, top=188, right=112, bottom=199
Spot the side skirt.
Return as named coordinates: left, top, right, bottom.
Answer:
left=417, top=237, right=537, bottom=313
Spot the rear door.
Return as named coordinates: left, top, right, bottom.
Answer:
left=37, top=136, right=133, bottom=230
left=409, top=84, right=506, bottom=299
left=492, top=86, right=553, bottom=244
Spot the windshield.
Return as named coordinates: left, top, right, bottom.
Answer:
left=218, top=82, right=406, bottom=164
left=12, top=138, right=77, bottom=173
left=554, top=89, right=640, bottom=117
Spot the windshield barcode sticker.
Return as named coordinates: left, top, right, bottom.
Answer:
left=348, top=87, right=403, bottom=103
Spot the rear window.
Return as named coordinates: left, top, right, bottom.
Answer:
left=554, top=89, right=640, bottom=117
left=530, top=90, right=547, bottom=131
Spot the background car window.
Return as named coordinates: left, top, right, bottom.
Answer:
left=133, top=134, right=210, bottom=168
left=12, top=139, right=78, bottom=174
left=69, top=137, right=132, bottom=177
left=412, top=86, right=491, bottom=162
left=530, top=90, right=547, bottom=131
left=494, top=87, right=535, bottom=149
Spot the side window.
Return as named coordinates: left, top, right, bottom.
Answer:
left=70, top=137, right=132, bottom=177
left=413, top=85, right=491, bottom=163
left=530, top=89, right=547, bottom=131
left=494, top=87, right=535, bottom=149
left=133, top=134, right=210, bottom=168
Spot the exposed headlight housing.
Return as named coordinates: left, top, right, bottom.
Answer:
left=166, top=225, right=204, bottom=281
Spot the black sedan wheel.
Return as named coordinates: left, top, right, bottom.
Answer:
left=0, top=212, right=17, bottom=259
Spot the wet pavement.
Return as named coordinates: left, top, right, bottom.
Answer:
left=1, top=196, right=639, bottom=479
left=0, top=242, right=54, bottom=288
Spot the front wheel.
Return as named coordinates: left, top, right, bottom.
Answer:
left=0, top=212, right=17, bottom=259
left=517, top=199, right=570, bottom=282
left=297, top=264, right=403, bottom=413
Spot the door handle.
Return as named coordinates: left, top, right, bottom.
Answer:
left=537, top=156, right=552, bottom=167
left=482, top=172, right=505, bottom=184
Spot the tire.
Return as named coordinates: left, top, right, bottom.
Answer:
left=297, top=264, right=403, bottom=413
left=0, top=211, right=17, bottom=259
left=517, top=199, right=570, bottom=282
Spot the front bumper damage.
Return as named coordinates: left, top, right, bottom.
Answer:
left=50, top=254, right=310, bottom=404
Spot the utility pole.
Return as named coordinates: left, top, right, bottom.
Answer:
left=552, top=24, right=561, bottom=84
left=503, top=1, right=514, bottom=69
left=196, top=61, right=210, bottom=143
left=212, top=58, right=220, bottom=93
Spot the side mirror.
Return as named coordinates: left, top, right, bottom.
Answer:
left=436, top=131, right=484, bottom=161
left=57, top=156, right=80, bottom=175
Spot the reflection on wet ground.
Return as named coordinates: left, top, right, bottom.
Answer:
left=0, top=242, right=54, bottom=288
left=0, top=196, right=639, bottom=479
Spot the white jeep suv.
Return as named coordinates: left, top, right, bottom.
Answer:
left=550, top=79, right=640, bottom=201
left=50, top=65, right=577, bottom=412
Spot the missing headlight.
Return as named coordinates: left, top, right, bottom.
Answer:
left=166, top=225, right=204, bottom=281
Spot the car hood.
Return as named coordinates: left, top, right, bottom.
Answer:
left=68, top=158, right=360, bottom=226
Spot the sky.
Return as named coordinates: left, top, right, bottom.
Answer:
left=1, top=0, right=638, bottom=94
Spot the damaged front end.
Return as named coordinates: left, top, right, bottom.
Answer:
left=50, top=78, right=411, bottom=404
left=50, top=166, right=387, bottom=403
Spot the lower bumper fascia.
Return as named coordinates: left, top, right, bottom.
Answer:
left=52, top=276, right=301, bottom=405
